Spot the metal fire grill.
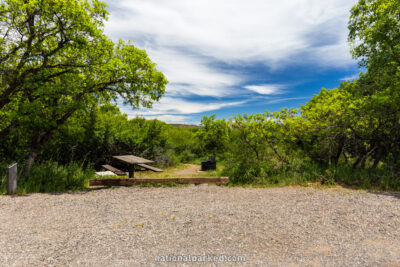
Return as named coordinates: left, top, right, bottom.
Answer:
left=201, top=156, right=216, bottom=171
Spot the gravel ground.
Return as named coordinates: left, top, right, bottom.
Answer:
left=0, top=186, right=399, bottom=266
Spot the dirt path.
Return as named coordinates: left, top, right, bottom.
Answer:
left=0, top=186, right=399, bottom=266
left=174, top=164, right=201, bottom=176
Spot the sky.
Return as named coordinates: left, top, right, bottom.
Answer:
left=104, top=0, right=360, bottom=124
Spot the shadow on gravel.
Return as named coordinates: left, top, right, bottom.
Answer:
left=367, top=190, right=400, bottom=200
left=40, top=186, right=112, bottom=196
left=0, top=194, right=30, bottom=198
left=338, top=184, right=400, bottom=200
left=2, top=186, right=113, bottom=197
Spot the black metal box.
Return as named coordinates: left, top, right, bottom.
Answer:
left=201, top=157, right=216, bottom=171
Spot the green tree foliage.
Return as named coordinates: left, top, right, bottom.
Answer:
left=0, top=0, right=167, bottom=174
left=196, top=114, right=229, bottom=157
left=230, top=112, right=289, bottom=163
left=34, top=104, right=200, bottom=169
left=225, top=112, right=282, bottom=183
left=349, top=0, right=400, bottom=82
left=162, top=126, right=200, bottom=162
left=347, top=0, right=400, bottom=167
left=293, top=88, right=353, bottom=166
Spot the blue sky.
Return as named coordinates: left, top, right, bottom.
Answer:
left=104, top=0, right=360, bottom=124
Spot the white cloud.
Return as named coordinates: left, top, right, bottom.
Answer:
left=120, top=96, right=246, bottom=118
left=135, top=97, right=247, bottom=115
left=312, top=34, right=354, bottom=67
left=146, top=48, right=241, bottom=97
left=265, top=96, right=311, bottom=104
left=105, top=0, right=356, bottom=67
left=244, top=84, right=285, bottom=95
left=120, top=97, right=246, bottom=124
left=340, top=73, right=360, bottom=81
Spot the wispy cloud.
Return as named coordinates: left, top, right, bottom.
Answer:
left=106, top=0, right=355, bottom=67
left=120, top=97, right=247, bottom=118
left=137, top=97, right=247, bottom=115
left=244, top=84, right=285, bottom=95
left=265, top=96, right=311, bottom=104
left=146, top=48, right=241, bottom=97
left=340, top=73, right=360, bottom=81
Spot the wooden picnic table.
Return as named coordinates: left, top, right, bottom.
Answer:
left=112, top=155, right=154, bottom=178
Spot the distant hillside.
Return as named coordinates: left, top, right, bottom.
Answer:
left=170, top=124, right=200, bottom=129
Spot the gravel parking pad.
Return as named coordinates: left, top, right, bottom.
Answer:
left=0, top=186, right=399, bottom=266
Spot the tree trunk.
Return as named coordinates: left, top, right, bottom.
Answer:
left=343, top=151, right=349, bottom=164
left=371, top=156, right=381, bottom=169
left=353, top=155, right=363, bottom=168
left=360, top=156, right=367, bottom=169
left=22, top=107, right=78, bottom=177
left=371, top=148, right=383, bottom=169
left=333, top=140, right=344, bottom=167
left=24, top=150, right=39, bottom=177
left=353, top=146, right=376, bottom=169
left=393, top=148, right=399, bottom=165
left=266, top=139, right=289, bottom=164
left=23, top=128, right=57, bottom=176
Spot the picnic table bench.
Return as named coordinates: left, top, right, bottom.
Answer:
left=137, top=163, right=163, bottom=173
left=101, top=164, right=126, bottom=176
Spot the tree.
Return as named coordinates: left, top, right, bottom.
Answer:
left=230, top=111, right=290, bottom=164
left=295, top=88, right=353, bottom=166
left=196, top=115, right=229, bottom=158
left=348, top=0, right=400, bottom=167
left=349, top=0, right=400, bottom=83
left=0, top=0, right=168, bottom=174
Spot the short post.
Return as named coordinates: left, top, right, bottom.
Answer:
left=7, top=163, right=18, bottom=195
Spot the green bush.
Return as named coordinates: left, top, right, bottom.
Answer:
left=223, top=156, right=315, bottom=186
left=153, top=148, right=179, bottom=168
left=223, top=158, right=271, bottom=184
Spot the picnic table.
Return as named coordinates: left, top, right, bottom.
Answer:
left=112, top=155, right=155, bottom=178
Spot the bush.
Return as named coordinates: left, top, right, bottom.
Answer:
left=153, top=148, right=179, bottom=168
left=223, top=158, right=271, bottom=184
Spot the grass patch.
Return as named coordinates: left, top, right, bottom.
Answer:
left=1, top=161, right=94, bottom=194
left=224, top=161, right=400, bottom=191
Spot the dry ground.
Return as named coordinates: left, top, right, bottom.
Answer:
left=0, top=185, right=399, bottom=266
left=134, top=163, right=220, bottom=179
left=173, top=164, right=201, bottom=176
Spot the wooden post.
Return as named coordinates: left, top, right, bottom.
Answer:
left=7, top=163, right=18, bottom=195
